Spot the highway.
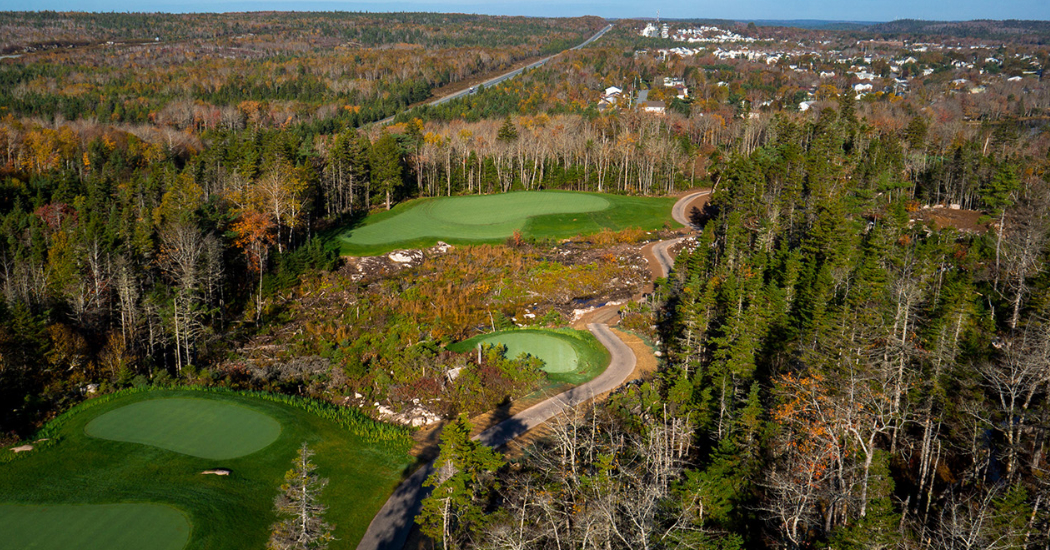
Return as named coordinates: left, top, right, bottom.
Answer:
left=376, top=23, right=613, bottom=123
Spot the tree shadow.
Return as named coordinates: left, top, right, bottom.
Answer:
left=689, top=203, right=718, bottom=229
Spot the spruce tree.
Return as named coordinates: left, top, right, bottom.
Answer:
left=268, top=443, right=335, bottom=550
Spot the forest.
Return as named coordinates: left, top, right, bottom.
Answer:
left=0, top=11, right=1049, bottom=550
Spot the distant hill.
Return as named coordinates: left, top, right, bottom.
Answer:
left=640, top=17, right=1050, bottom=41
left=866, top=19, right=1050, bottom=41
left=749, top=19, right=877, bottom=30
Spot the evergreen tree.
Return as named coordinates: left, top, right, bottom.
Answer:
left=418, top=415, right=504, bottom=549
left=496, top=117, right=518, bottom=143
left=370, top=133, right=402, bottom=210
left=268, top=443, right=335, bottom=550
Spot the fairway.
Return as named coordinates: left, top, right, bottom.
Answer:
left=0, top=503, right=191, bottom=550
left=335, top=191, right=677, bottom=255
left=1, top=389, right=413, bottom=550
left=85, top=397, right=282, bottom=460
left=477, top=332, right=579, bottom=373
left=345, top=192, right=609, bottom=245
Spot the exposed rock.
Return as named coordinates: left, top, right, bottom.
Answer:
left=11, top=445, right=33, bottom=453
left=375, top=403, right=443, bottom=428
left=389, top=250, right=422, bottom=264
left=429, top=241, right=453, bottom=254
left=202, top=469, right=231, bottom=476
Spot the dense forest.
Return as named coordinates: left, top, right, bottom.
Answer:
left=1, top=11, right=1050, bottom=550
left=421, top=103, right=1050, bottom=549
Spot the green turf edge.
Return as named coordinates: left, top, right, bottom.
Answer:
left=333, top=191, right=680, bottom=256
left=3, top=385, right=412, bottom=466
left=448, top=327, right=611, bottom=386
left=0, top=502, right=193, bottom=550
left=0, top=388, right=415, bottom=550
left=84, top=397, right=284, bottom=460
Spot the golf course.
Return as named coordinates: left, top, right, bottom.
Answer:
left=336, top=191, right=678, bottom=255
left=0, top=389, right=413, bottom=550
left=449, top=328, right=610, bottom=385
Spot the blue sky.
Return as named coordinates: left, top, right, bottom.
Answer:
left=3, top=0, right=1049, bottom=22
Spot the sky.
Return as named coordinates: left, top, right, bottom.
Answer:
left=3, top=0, right=1049, bottom=23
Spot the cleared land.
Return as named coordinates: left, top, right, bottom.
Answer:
left=85, top=398, right=282, bottom=460
left=0, top=503, right=191, bottom=550
left=0, top=390, right=412, bottom=550
left=336, top=191, right=677, bottom=255
left=450, top=328, right=609, bottom=385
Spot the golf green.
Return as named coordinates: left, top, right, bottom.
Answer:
left=0, top=503, right=191, bottom=550
left=345, top=191, right=610, bottom=246
left=85, top=397, right=282, bottom=460
left=334, top=191, right=677, bottom=255
left=476, top=332, right=579, bottom=373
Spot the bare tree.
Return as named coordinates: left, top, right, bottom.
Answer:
left=978, top=323, right=1050, bottom=481
left=158, top=220, right=206, bottom=375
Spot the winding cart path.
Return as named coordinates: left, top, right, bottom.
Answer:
left=356, top=191, right=707, bottom=550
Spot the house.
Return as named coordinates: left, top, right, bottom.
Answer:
left=673, top=84, right=689, bottom=99
left=642, top=100, right=666, bottom=114
left=854, top=83, right=873, bottom=93
left=605, top=86, right=623, bottom=97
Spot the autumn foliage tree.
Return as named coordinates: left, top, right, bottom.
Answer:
left=232, top=209, right=277, bottom=322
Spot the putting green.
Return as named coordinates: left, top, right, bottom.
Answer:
left=0, top=503, right=191, bottom=550
left=84, top=397, right=281, bottom=460
left=342, top=191, right=610, bottom=246
left=477, top=332, right=579, bottom=373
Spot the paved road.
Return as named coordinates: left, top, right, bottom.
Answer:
left=355, top=322, right=635, bottom=550
left=649, top=192, right=712, bottom=278
left=356, top=460, right=435, bottom=550
left=650, top=237, right=684, bottom=279
left=475, top=322, right=636, bottom=447
left=671, top=189, right=712, bottom=228
left=434, top=24, right=613, bottom=106
left=376, top=24, right=613, bottom=124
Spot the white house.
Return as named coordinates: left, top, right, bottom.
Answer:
left=642, top=101, right=666, bottom=114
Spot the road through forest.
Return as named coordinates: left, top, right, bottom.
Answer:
left=355, top=190, right=707, bottom=550
left=376, top=24, right=613, bottom=125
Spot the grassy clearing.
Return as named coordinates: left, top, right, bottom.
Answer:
left=85, top=398, right=282, bottom=460
left=0, top=503, right=191, bottom=550
left=449, top=328, right=609, bottom=385
left=335, top=191, right=677, bottom=256
left=0, top=389, right=413, bottom=550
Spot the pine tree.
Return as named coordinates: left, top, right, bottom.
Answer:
left=268, top=443, right=335, bottom=550
left=418, top=415, right=504, bottom=549
left=496, top=117, right=518, bottom=143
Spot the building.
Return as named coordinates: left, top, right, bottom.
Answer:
left=642, top=100, right=666, bottom=114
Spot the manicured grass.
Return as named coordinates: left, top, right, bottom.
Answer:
left=335, top=191, right=678, bottom=256
left=0, top=390, right=413, bottom=550
left=449, top=328, right=610, bottom=385
left=0, top=503, right=191, bottom=550
left=477, top=332, right=579, bottom=373
left=85, top=398, right=282, bottom=460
